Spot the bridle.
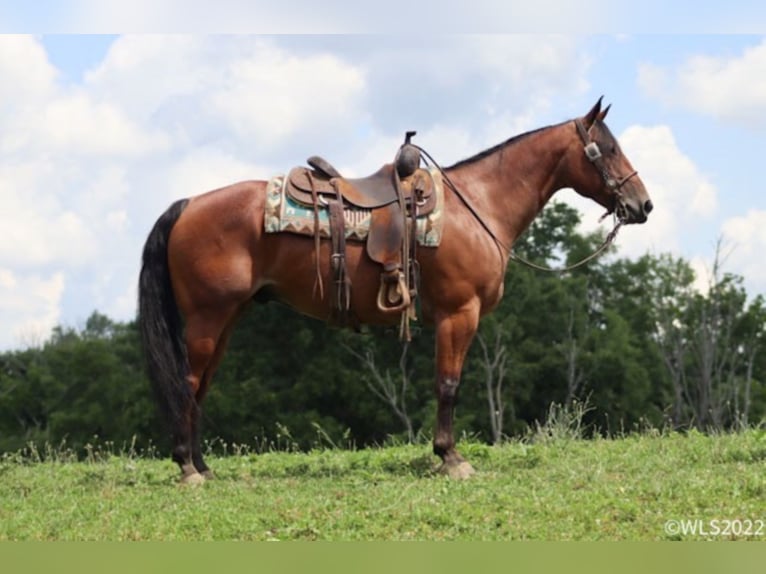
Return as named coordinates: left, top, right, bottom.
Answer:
left=503, top=120, right=640, bottom=272
left=574, top=118, right=639, bottom=225
left=410, top=119, right=639, bottom=273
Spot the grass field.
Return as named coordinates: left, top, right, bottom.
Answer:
left=1, top=429, right=765, bottom=541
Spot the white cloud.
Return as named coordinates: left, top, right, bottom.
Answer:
left=209, top=47, right=366, bottom=148
left=84, top=36, right=367, bottom=157
left=621, top=125, right=717, bottom=218
left=84, top=35, right=211, bottom=119
left=639, top=38, right=766, bottom=125
left=0, top=35, right=58, bottom=106
left=4, top=92, right=171, bottom=157
left=43, top=93, right=171, bottom=156
left=0, top=270, right=65, bottom=350
left=468, top=35, right=590, bottom=96
left=720, top=210, right=766, bottom=295
left=0, top=162, right=98, bottom=268
left=163, top=148, right=273, bottom=202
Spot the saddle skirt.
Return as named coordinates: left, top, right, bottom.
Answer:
left=264, top=167, right=444, bottom=248
left=286, top=163, right=437, bottom=212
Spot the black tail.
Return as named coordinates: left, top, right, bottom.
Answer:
left=138, top=199, right=192, bottom=434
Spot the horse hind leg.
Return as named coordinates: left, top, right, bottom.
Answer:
left=171, top=333, right=212, bottom=485
left=176, top=307, right=242, bottom=484
left=162, top=336, right=210, bottom=485
left=189, top=321, right=239, bottom=479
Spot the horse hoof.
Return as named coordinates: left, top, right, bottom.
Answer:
left=440, top=461, right=476, bottom=480
left=200, top=470, right=215, bottom=480
left=180, top=472, right=206, bottom=486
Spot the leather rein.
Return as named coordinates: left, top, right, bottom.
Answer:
left=414, top=119, right=638, bottom=274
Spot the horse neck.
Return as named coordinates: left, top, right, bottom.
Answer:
left=444, top=122, right=575, bottom=249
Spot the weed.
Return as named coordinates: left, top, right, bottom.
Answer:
left=530, top=399, right=594, bottom=443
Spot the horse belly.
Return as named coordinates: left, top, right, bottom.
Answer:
left=258, top=233, right=402, bottom=326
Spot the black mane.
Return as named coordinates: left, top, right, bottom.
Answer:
left=446, top=122, right=566, bottom=170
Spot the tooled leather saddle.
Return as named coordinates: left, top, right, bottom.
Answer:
left=284, top=132, right=436, bottom=339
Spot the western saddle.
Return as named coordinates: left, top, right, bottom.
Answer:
left=284, top=132, right=437, bottom=340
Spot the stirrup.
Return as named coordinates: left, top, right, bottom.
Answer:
left=376, top=270, right=411, bottom=313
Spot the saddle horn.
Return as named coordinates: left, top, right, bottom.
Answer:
left=396, top=131, right=421, bottom=179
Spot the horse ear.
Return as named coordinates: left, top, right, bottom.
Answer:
left=597, top=103, right=612, bottom=122
left=583, top=96, right=604, bottom=130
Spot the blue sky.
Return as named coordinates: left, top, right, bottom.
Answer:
left=1, top=32, right=766, bottom=349
left=40, top=35, right=117, bottom=81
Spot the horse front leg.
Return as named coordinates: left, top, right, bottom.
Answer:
left=433, top=304, right=480, bottom=479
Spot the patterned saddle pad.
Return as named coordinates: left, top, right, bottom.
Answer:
left=264, top=167, right=444, bottom=247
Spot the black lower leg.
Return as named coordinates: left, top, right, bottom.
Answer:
left=191, top=407, right=211, bottom=475
left=433, top=376, right=463, bottom=463
left=171, top=406, right=201, bottom=479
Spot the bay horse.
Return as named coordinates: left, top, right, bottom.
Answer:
left=139, top=98, right=652, bottom=483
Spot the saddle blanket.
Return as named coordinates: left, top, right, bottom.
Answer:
left=264, top=168, right=444, bottom=247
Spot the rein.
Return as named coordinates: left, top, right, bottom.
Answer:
left=414, top=145, right=514, bottom=258
left=507, top=219, right=622, bottom=273
left=411, top=120, right=628, bottom=273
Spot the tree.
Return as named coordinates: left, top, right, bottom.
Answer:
left=343, top=338, right=416, bottom=443
left=476, top=323, right=510, bottom=444
left=680, top=244, right=766, bottom=429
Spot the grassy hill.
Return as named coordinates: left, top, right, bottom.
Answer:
left=1, top=429, right=764, bottom=541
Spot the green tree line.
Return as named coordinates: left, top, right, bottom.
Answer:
left=2, top=204, right=765, bottom=454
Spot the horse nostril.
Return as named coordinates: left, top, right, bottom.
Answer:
left=644, top=200, right=654, bottom=214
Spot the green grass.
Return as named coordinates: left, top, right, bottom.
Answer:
left=1, top=430, right=765, bottom=541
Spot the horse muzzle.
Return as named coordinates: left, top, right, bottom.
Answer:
left=616, top=195, right=653, bottom=224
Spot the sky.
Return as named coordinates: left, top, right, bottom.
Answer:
left=1, top=29, right=766, bottom=349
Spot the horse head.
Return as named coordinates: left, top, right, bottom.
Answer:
left=570, top=97, right=653, bottom=225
